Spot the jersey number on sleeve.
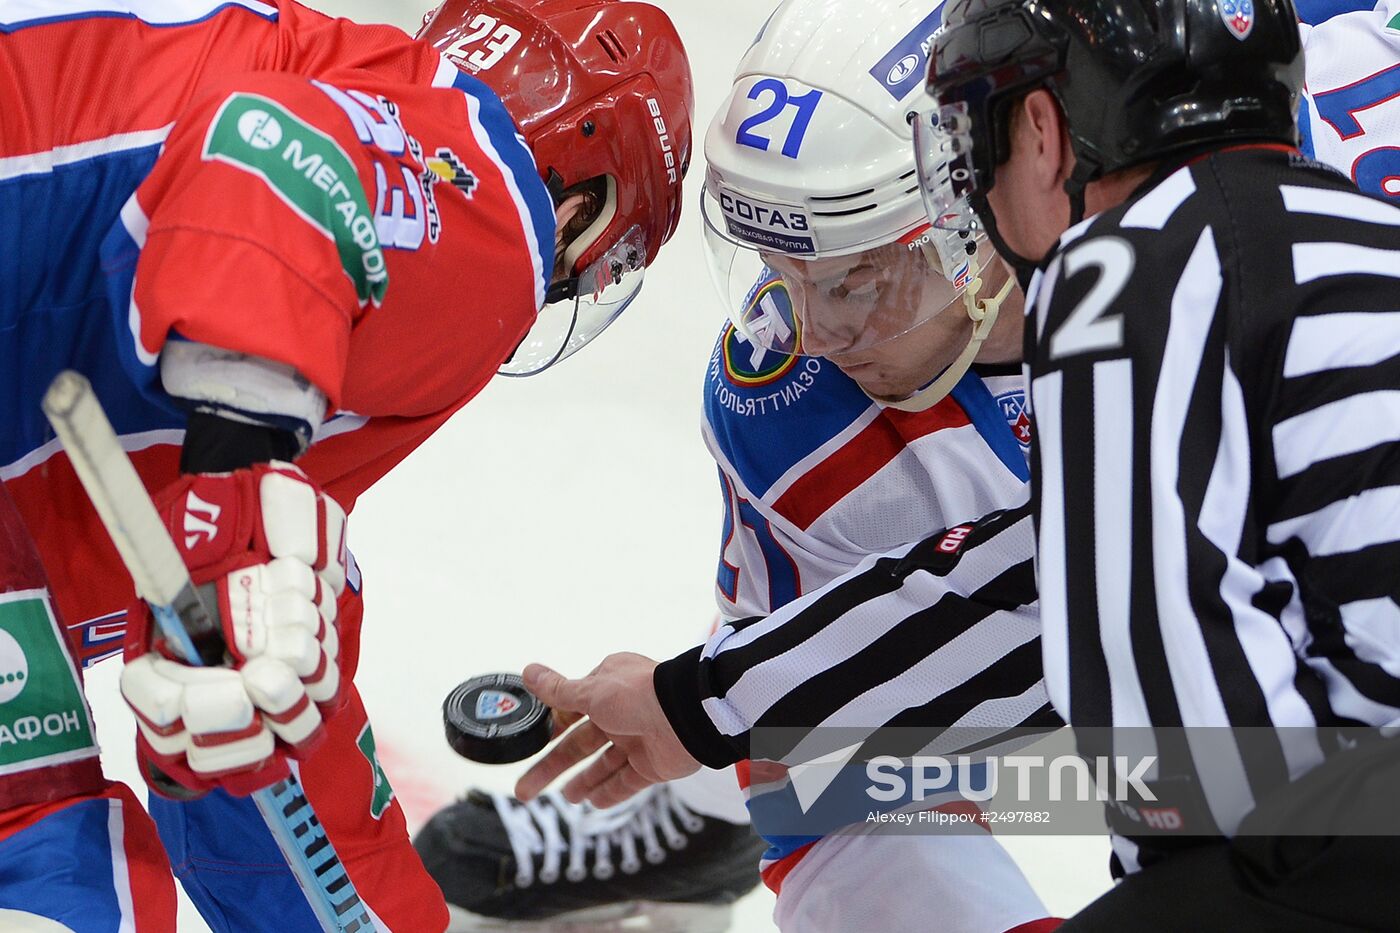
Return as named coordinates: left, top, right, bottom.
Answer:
left=1312, top=61, right=1400, bottom=200
left=316, top=82, right=430, bottom=250
left=717, top=472, right=800, bottom=611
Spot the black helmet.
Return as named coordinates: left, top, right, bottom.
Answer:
left=914, top=0, right=1303, bottom=246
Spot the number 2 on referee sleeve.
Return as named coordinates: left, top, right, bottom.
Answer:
left=1049, top=237, right=1134, bottom=360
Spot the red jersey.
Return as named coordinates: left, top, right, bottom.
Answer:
left=1, top=0, right=556, bottom=654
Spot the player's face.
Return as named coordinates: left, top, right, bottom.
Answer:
left=765, top=248, right=1020, bottom=399
left=763, top=239, right=954, bottom=353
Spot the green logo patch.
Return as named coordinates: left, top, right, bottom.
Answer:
left=203, top=93, right=389, bottom=306
left=1388, top=11, right=1400, bottom=30
left=356, top=723, right=394, bottom=820
left=0, top=589, right=97, bottom=775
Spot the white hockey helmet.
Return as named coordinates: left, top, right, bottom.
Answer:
left=701, top=0, right=1014, bottom=409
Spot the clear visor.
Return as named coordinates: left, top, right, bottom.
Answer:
left=913, top=101, right=981, bottom=234
left=499, top=226, right=647, bottom=377
left=702, top=186, right=986, bottom=357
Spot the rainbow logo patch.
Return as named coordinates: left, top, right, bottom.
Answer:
left=723, top=277, right=801, bottom=386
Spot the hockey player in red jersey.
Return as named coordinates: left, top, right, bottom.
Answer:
left=0, top=0, right=692, bottom=929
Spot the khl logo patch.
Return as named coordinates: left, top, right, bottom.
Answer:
left=996, top=390, right=1032, bottom=447
left=1220, top=0, right=1253, bottom=40
left=476, top=690, right=520, bottom=720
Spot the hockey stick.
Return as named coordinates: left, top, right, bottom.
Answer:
left=42, top=370, right=375, bottom=933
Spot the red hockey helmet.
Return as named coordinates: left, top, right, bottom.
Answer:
left=418, top=0, right=695, bottom=374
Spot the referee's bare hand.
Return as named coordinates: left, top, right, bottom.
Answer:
left=514, top=654, right=700, bottom=808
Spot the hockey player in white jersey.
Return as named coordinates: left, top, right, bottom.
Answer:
left=687, top=3, right=1057, bottom=930
left=1299, top=0, right=1400, bottom=203
left=414, top=1, right=1061, bottom=931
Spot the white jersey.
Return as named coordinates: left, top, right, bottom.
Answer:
left=697, top=282, right=1053, bottom=931
left=702, top=285, right=1031, bottom=622
left=1301, top=0, right=1400, bottom=202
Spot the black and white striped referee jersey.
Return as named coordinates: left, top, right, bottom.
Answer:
left=1025, top=144, right=1400, bottom=869
left=655, top=502, right=1056, bottom=769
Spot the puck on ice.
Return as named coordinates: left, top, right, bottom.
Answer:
left=442, top=673, right=553, bottom=764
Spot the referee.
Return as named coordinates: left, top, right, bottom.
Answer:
left=512, top=0, right=1400, bottom=925
left=913, top=0, right=1400, bottom=926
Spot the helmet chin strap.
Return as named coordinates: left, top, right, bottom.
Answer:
left=867, top=264, right=1016, bottom=413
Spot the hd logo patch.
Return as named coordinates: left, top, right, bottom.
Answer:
left=0, top=589, right=97, bottom=776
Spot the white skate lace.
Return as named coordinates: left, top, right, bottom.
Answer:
left=492, top=785, right=706, bottom=889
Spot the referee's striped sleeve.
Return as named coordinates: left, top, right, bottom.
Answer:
left=1259, top=186, right=1400, bottom=722
left=653, top=505, right=1048, bottom=768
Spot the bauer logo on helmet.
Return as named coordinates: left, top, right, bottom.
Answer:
left=648, top=98, right=680, bottom=185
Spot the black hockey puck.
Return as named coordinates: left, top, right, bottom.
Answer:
left=442, top=673, right=553, bottom=764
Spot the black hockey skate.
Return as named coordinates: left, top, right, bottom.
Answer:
left=413, top=783, right=768, bottom=932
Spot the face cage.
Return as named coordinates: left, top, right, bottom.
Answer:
left=913, top=101, right=984, bottom=237
left=700, top=186, right=983, bottom=358
left=498, top=226, right=648, bottom=377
